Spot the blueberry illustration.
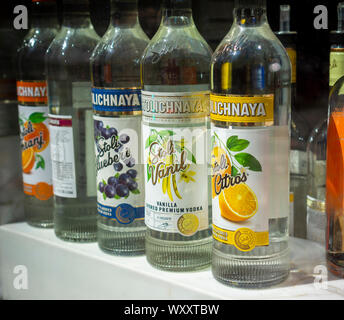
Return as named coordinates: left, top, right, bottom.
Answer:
left=124, top=157, right=135, bottom=168
left=104, top=184, right=116, bottom=199
left=108, top=127, right=118, bottom=138
left=113, top=162, right=123, bottom=172
left=127, top=169, right=137, bottom=179
left=119, top=173, right=131, bottom=185
left=108, top=176, right=119, bottom=186
left=95, top=120, right=104, bottom=131
left=119, top=133, right=130, bottom=144
left=102, top=128, right=111, bottom=139
left=98, top=182, right=105, bottom=193
left=116, top=184, right=129, bottom=197
left=127, top=180, right=138, bottom=191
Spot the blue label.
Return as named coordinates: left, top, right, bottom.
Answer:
left=97, top=202, right=144, bottom=224
left=92, top=88, right=142, bottom=112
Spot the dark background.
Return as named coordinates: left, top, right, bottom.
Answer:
left=1, top=0, right=342, bottom=137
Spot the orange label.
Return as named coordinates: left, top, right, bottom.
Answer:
left=17, top=80, right=47, bottom=104
left=23, top=182, right=53, bottom=201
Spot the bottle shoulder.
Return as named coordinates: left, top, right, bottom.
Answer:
left=90, top=25, right=149, bottom=64
left=142, top=24, right=213, bottom=65
left=212, top=23, right=290, bottom=70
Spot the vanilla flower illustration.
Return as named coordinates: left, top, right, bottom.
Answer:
left=179, top=168, right=196, bottom=183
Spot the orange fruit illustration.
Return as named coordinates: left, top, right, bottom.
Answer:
left=22, top=148, right=35, bottom=174
left=211, top=146, right=231, bottom=198
left=23, top=121, right=49, bottom=153
left=34, top=182, right=53, bottom=201
left=219, top=183, right=258, bottom=222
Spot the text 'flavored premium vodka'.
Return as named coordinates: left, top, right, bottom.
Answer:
left=16, top=0, right=59, bottom=227
left=45, top=0, right=100, bottom=241
left=210, top=0, right=291, bottom=288
left=91, top=0, right=149, bottom=255
left=141, top=0, right=213, bottom=271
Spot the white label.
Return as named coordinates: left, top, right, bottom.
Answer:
left=211, top=125, right=289, bottom=251
left=18, top=105, right=53, bottom=200
left=94, top=115, right=144, bottom=223
left=49, top=114, right=77, bottom=198
left=142, top=121, right=209, bottom=236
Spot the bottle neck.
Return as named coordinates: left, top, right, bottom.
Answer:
left=279, top=5, right=290, bottom=32
left=161, top=0, right=193, bottom=27
left=62, top=0, right=91, bottom=28
left=110, top=0, right=139, bottom=28
left=30, top=0, right=58, bottom=28
left=338, top=4, right=344, bottom=32
left=234, top=4, right=267, bottom=27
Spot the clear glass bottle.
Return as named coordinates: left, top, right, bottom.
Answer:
left=326, top=75, right=344, bottom=278
left=90, top=0, right=149, bottom=255
left=306, top=119, right=327, bottom=244
left=16, top=0, right=59, bottom=227
left=330, top=2, right=344, bottom=89
left=276, top=4, right=308, bottom=237
left=141, top=0, right=213, bottom=271
left=45, top=0, right=100, bottom=241
left=210, top=0, right=291, bottom=288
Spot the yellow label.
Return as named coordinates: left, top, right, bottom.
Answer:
left=286, top=48, right=297, bottom=84
left=210, top=94, right=274, bottom=123
left=212, top=225, right=269, bottom=252
left=330, top=49, right=344, bottom=86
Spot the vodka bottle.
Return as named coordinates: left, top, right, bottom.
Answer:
left=90, top=0, right=149, bottom=255
left=276, top=4, right=308, bottom=237
left=141, top=0, right=213, bottom=271
left=46, top=0, right=100, bottom=241
left=0, top=3, right=26, bottom=225
left=326, top=75, right=344, bottom=277
left=16, top=0, right=58, bottom=227
left=210, top=0, right=291, bottom=288
left=330, top=3, right=344, bottom=89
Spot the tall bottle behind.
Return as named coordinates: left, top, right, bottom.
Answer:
left=90, top=0, right=149, bottom=255
left=16, top=0, right=59, bottom=227
left=326, top=75, right=344, bottom=278
left=45, top=0, right=100, bottom=241
left=141, top=0, right=213, bottom=271
left=210, top=0, right=291, bottom=288
left=306, top=3, right=344, bottom=244
left=276, top=4, right=308, bottom=238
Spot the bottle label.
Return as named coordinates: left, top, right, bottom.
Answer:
left=49, top=115, right=77, bottom=198
left=17, top=81, right=48, bottom=104
left=18, top=105, right=53, bottom=200
left=142, top=91, right=210, bottom=120
left=330, top=49, right=344, bottom=86
left=92, top=87, right=142, bottom=112
left=211, top=125, right=273, bottom=251
left=94, top=115, right=144, bottom=223
left=142, top=121, right=209, bottom=236
left=210, top=94, right=274, bottom=123
left=286, top=47, right=297, bottom=84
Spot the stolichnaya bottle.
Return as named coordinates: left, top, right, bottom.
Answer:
left=275, top=4, right=308, bottom=238
left=326, top=75, right=344, bottom=278
left=210, top=0, right=291, bottom=287
left=45, top=0, right=100, bottom=241
left=90, top=0, right=149, bottom=255
left=141, top=0, right=213, bottom=271
left=16, top=0, right=59, bottom=227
